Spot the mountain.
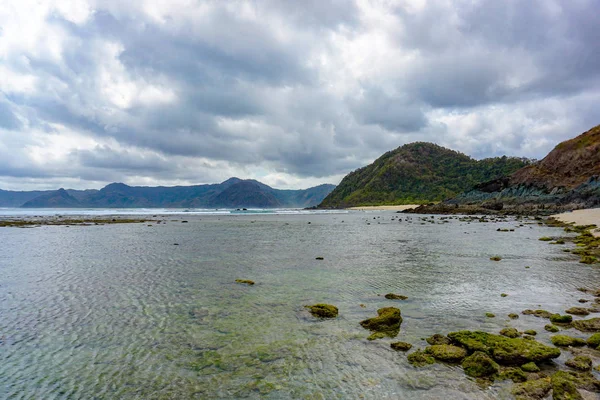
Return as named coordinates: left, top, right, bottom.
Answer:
left=318, top=142, right=531, bottom=208
left=14, top=178, right=335, bottom=208
left=410, top=124, right=600, bottom=214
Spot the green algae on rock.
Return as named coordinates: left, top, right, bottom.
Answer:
left=426, top=334, right=451, bottom=346
left=565, top=355, right=593, bottom=371
left=485, top=312, right=496, bottom=318
left=407, top=350, right=435, bottom=367
left=384, top=293, right=408, bottom=300
left=390, top=341, right=412, bottom=351
left=367, top=332, right=387, bottom=341
left=448, top=331, right=561, bottom=365
left=539, top=237, right=553, bottom=241
left=360, top=307, right=402, bottom=337
left=522, top=309, right=552, bottom=319
left=550, top=335, right=586, bottom=347
left=521, top=362, right=540, bottom=373
left=566, top=307, right=590, bottom=316
left=545, top=324, right=560, bottom=333
left=461, top=351, right=499, bottom=378
left=511, top=377, right=551, bottom=400
left=550, top=314, right=573, bottom=324
left=572, top=317, right=600, bottom=332
left=586, top=333, right=600, bottom=347
left=509, top=313, right=520, bottom=320
left=500, top=327, right=520, bottom=338
left=305, top=304, right=338, bottom=318
left=551, top=370, right=600, bottom=399
left=499, top=367, right=527, bottom=383
left=424, top=345, right=467, bottom=363
left=501, top=293, right=508, bottom=297
left=524, top=330, right=537, bottom=336
left=490, top=256, right=502, bottom=261
left=235, top=279, right=255, bottom=285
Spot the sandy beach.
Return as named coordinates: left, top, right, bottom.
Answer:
left=347, top=205, right=419, bottom=211
left=552, top=208, right=600, bottom=237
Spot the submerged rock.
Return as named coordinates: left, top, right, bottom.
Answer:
left=572, top=317, right=600, bottom=332
left=490, top=256, right=502, bottom=261
left=522, top=309, right=552, bottom=319
left=235, top=279, right=255, bottom=285
left=305, top=304, right=338, bottom=318
left=407, top=350, right=435, bottom=367
left=426, top=334, right=451, bottom=346
left=384, top=293, right=408, bottom=300
left=565, top=355, right=593, bottom=371
left=545, top=324, right=560, bottom=333
left=485, top=312, right=496, bottom=318
left=509, top=313, right=520, bottom=320
left=360, top=307, right=402, bottom=337
left=424, top=345, right=467, bottom=363
left=511, top=377, right=551, bottom=400
left=550, top=314, right=573, bottom=324
left=524, top=330, right=537, bottom=336
left=566, top=307, right=590, bottom=316
left=500, top=327, right=521, bottom=338
left=461, top=351, right=499, bottom=378
left=390, top=341, right=412, bottom=351
left=448, top=330, right=561, bottom=365
left=550, top=335, right=586, bottom=347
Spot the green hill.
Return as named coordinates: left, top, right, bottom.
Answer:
left=318, top=142, right=530, bottom=208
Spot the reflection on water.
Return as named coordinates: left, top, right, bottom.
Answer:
left=0, top=212, right=598, bottom=399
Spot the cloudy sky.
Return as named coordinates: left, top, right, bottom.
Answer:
left=0, top=0, right=599, bottom=190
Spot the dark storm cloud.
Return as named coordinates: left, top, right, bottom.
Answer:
left=0, top=0, right=599, bottom=189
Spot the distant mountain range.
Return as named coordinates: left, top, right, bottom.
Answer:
left=318, top=142, right=531, bottom=208
left=0, top=178, right=336, bottom=208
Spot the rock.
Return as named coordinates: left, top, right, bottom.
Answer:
left=424, top=345, right=467, bottom=363
left=524, top=330, right=537, bottom=336
left=499, top=367, right=527, bottom=383
left=461, top=351, right=499, bottom=378
left=572, top=317, right=600, bottom=332
left=390, top=341, right=412, bottom=351
left=501, top=293, right=508, bottom=297
left=490, top=256, right=502, bottom=261
left=500, top=327, right=521, bottom=338
left=565, top=356, right=593, bottom=371
left=486, top=312, right=496, bottom=318
left=566, top=307, right=590, bottom=316
left=235, top=279, right=255, bottom=285
left=539, top=237, right=552, bottom=241
left=550, top=314, right=573, bottom=324
left=578, top=299, right=589, bottom=303
left=521, top=362, right=540, bottom=373
left=545, top=324, right=560, bottom=333
left=305, top=304, right=338, bottom=318
left=522, top=309, right=552, bottom=319
left=509, top=313, right=520, bottom=319
left=384, top=293, right=408, bottom=300
left=511, top=378, right=552, bottom=400
left=315, top=256, right=324, bottom=260
left=551, top=371, right=600, bottom=400
left=360, top=307, right=402, bottom=337
left=426, top=334, right=451, bottom=346
left=407, top=350, right=435, bottom=367
left=367, top=332, right=387, bottom=341
left=550, top=335, right=586, bottom=347
left=586, top=333, right=600, bottom=347
left=448, top=330, right=561, bottom=365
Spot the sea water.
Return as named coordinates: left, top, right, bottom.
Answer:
left=0, top=211, right=598, bottom=399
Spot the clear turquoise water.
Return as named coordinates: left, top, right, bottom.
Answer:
left=0, top=212, right=598, bottom=399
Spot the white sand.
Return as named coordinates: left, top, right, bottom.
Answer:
left=347, top=205, right=420, bottom=211
left=552, top=208, right=600, bottom=237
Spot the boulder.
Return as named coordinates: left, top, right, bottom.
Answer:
left=305, top=304, right=338, bottom=318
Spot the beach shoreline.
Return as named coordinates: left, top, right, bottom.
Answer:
left=346, top=205, right=420, bottom=211
left=551, top=208, right=600, bottom=237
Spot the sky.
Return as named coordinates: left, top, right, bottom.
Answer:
left=0, top=0, right=599, bottom=191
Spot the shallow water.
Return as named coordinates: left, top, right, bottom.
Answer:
left=0, top=211, right=599, bottom=399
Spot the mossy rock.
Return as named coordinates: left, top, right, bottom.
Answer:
left=500, top=327, right=520, bottom=338
left=448, top=330, right=561, bottom=365
left=565, top=355, right=593, bottom=371
left=550, top=314, right=573, bottom=324
left=566, top=307, right=590, bottom=316
left=424, top=344, right=467, bottom=363
left=586, top=333, right=600, bottom=347
left=305, top=304, right=338, bottom=318
left=407, top=350, right=435, bottom=367
left=511, top=377, right=551, bottom=400
left=490, top=256, right=502, bottom=261
left=235, top=279, right=255, bottom=285
left=572, top=317, right=600, bottom=332
left=486, top=312, right=496, bottom=318
left=390, top=341, right=412, bottom=351
left=499, top=367, right=527, bottom=383
left=384, top=293, right=408, bottom=300
left=360, top=307, right=402, bottom=337
left=461, top=351, right=499, bottom=378
left=367, top=332, right=387, bottom=341
left=521, top=362, right=540, bottom=373
left=509, top=313, right=520, bottom=320
left=522, top=309, right=552, bottom=319
left=524, top=330, right=537, bottom=336
left=501, top=293, right=508, bottom=297
left=550, top=335, right=586, bottom=347
left=426, top=334, right=451, bottom=346
left=545, top=324, right=560, bottom=333
left=551, top=239, right=566, bottom=245
left=551, top=370, right=600, bottom=399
